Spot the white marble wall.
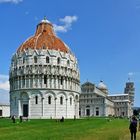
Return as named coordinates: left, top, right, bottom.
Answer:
left=10, top=48, right=80, bottom=119
left=0, top=105, right=10, bottom=117
left=10, top=90, right=79, bottom=119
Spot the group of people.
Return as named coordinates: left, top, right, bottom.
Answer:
left=11, top=115, right=28, bottom=123
left=129, top=115, right=140, bottom=140
left=11, top=115, right=76, bottom=123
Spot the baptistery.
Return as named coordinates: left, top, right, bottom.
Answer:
left=9, top=18, right=80, bottom=118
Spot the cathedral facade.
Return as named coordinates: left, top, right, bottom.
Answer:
left=79, top=81, right=134, bottom=117
left=9, top=18, right=80, bottom=119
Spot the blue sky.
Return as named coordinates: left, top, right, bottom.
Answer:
left=0, top=0, right=140, bottom=106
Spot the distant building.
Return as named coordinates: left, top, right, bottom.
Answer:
left=108, top=94, right=132, bottom=117
left=79, top=81, right=134, bottom=117
left=0, top=104, right=10, bottom=117
left=124, top=82, right=135, bottom=106
left=9, top=18, right=80, bottom=119
left=79, top=82, right=114, bottom=117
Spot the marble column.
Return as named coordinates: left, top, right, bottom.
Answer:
left=54, top=76, right=56, bottom=89
left=18, top=99, right=21, bottom=116
left=21, top=76, right=23, bottom=89
left=33, top=75, right=35, bottom=88
left=65, top=78, right=67, bottom=90
left=29, top=75, right=30, bottom=88
left=63, top=77, right=66, bottom=89
left=24, top=75, right=26, bottom=88
left=47, top=75, right=49, bottom=88
left=56, top=76, right=58, bottom=89
left=51, top=75, right=54, bottom=89
left=41, top=75, right=43, bottom=88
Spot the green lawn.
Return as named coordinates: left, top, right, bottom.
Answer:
left=0, top=117, right=139, bottom=140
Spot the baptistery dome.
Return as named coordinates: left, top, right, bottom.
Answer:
left=9, top=18, right=80, bottom=119
left=17, top=18, right=69, bottom=53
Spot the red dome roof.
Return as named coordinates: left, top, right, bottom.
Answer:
left=17, top=19, right=69, bottom=53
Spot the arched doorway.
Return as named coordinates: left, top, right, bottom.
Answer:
left=96, top=107, right=99, bottom=116
left=23, top=104, right=28, bottom=117
left=20, top=92, right=29, bottom=117
left=86, top=105, right=90, bottom=116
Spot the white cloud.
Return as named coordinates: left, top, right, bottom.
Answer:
left=0, top=0, right=22, bottom=4
left=53, top=24, right=67, bottom=33
left=53, top=15, right=78, bottom=33
left=0, top=74, right=9, bottom=81
left=59, top=16, right=78, bottom=24
left=128, top=72, right=134, bottom=76
left=0, top=74, right=9, bottom=91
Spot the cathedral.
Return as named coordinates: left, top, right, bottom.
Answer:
left=9, top=18, right=80, bottom=119
left=79, top=81, right=134, bottom=117
left=9, top=18, right=135, bottom=119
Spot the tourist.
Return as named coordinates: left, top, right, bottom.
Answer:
left=138, top=116, right=140, bottom=131
left=129, top=116, right=137, bottom=140
left=60, top=116, right=64, bottom=122
left=74, top=115, right=76, bottom=121
left=19, top=116, right=23, bottom=123
left=12, top=115, right=16, bottom=123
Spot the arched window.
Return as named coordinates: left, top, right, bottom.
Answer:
left=60, top=77, right=63, bottom=85
left=60, top=96, right=63, bottom=105
left=46, top=56, right=49, bottom=63
left=48, top=96, right=51, bottom=104
left=42, top=45, right=46, bottom=49
left=23, top=57, right=25, bottom=64
left=70, top=97, right=72, bottom=105
left=57, top=57, right=60, bottom=64
left=44, top=75, right=47, bottom=84
left=34, top=56, right=37, bottom=63
left=75, top=95, right=78, bottom=100
left=67, top=60, right=70, bottom=66
left=22, top=77, right=25, bottom=88
left=35, top=96, right=38, bottom=104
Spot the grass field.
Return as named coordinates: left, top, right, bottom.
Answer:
left=0, top=117, right=140, bottom=140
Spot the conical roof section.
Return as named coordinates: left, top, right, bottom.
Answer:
left=17, top=18, right=70, bottom=53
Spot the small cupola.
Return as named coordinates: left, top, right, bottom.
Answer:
left=97, top=80, right=108, bottom=94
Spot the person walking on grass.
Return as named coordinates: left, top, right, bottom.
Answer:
left=129, top=116, right=137, bottom=140
left=11, top=115, right=16, bottom=123
left=19, top=116, right=23, bottom=123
